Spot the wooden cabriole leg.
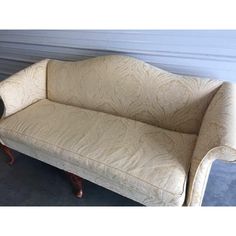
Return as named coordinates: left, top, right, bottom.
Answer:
left=66, top=172, right=83, bottom=198
left=0, top=143, right=15, bottom=165
left=0, top=144, right=83, bottom=198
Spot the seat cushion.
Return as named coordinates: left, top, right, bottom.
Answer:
left=0, top=99, right=197, bottom=205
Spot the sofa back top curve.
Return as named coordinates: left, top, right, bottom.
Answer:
left=47, top=55, right=223, bottom=134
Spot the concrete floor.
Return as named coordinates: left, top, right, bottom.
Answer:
left=0, top=149, right=235, bottom=206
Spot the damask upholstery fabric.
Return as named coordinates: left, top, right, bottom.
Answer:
left=47, top=56, right=223, bottom=134
left=187, top=82, right=236, bottom=206
left=0, top=137, right=180, bottom=206
left=0, top=59, right=49, bottom=118
left=1, top=55, right=236, bottom=206
left=0, top=99, right=197, bottom=206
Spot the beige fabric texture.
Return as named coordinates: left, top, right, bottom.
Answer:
left=1, top=55, right=236, bottom=206
left=47, top=55, right=222, bottom=134
left=0, top=99, right=197, bottom=206
left=1, top=137, right=171, bottom=206
left=187, top=82, right=236, bottom=206
left=0, top=59, right=49, bottom=118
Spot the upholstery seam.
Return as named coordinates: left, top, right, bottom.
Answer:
left=0, top=127, right=184, bottom=198
left=22, top=143, right=165, bottom=204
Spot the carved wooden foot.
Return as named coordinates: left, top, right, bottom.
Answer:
left=0, top=143, right=15, bottom=165
left=66, top=172, right=83, bottom=198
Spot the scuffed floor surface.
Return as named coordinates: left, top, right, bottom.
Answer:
left=0, top=150, right=235, bottom=206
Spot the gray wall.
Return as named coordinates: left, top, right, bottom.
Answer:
left=1, top=30, right=236, bottom=82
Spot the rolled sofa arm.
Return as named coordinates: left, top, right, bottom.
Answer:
left=0, top=59, right=49, bottom=118
left=187, top=82, right=236, bottom=206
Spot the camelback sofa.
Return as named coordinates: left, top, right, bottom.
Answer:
left=0, top=55, right=236, bottom=206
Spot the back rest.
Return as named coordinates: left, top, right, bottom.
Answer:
left=47, top=55, right=223, bottom=134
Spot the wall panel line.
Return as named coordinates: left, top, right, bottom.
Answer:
left=0, top=30, right=236, bottom=82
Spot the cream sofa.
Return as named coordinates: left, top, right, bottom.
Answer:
left=0, top=55, right=236, bottom=206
